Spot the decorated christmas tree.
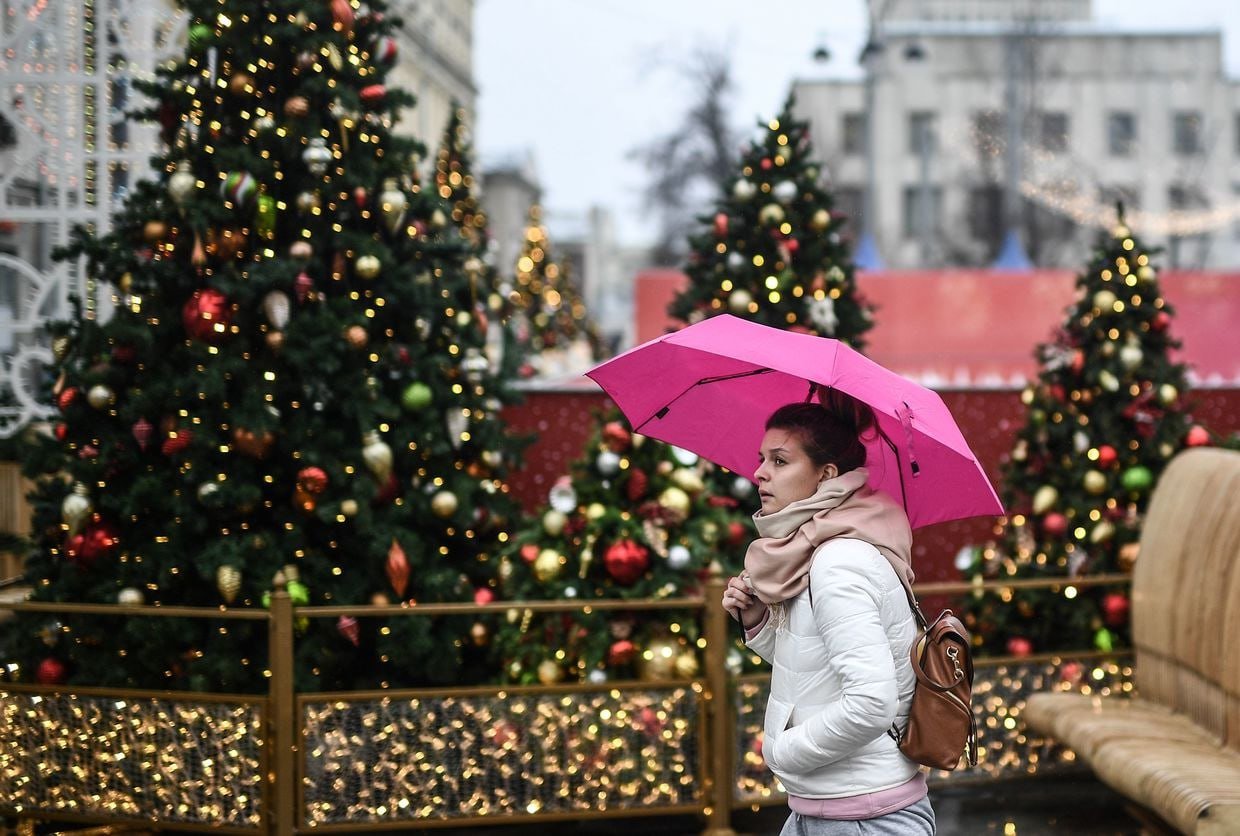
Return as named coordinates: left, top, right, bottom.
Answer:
left=494, top=415, right=757, bottom=685
left=668, top=96, right=872, bottom=347
left=961, top=213, right=1211, bottom=655
left=7, top=0, right=521, bottom=692
left=505, top=205, right=602, bottom=378
left=433, top=103, right=513, bottom=379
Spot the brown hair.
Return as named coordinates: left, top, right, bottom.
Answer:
left=765, top=388, right=874, bottom=474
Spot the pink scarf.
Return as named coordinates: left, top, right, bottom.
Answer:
left=743, top=468, right=914, bottom=605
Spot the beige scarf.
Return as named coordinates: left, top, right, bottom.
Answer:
left=743, top=467, right=915, bottom=605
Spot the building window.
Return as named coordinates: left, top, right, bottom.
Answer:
left=967, top=185, right=1003, bottom=242
left=908, top=111, right=937, bottom=156
left=902, top=185, right=943, bottom=238
left=1038, top=112, right=1069, bottom=153
left=971, top=110, right=1004, bottom=158
left=842, top=113, right=865, bottom=156
left=1107, top=112, right=1136, bottom=156
left=1173, top=111, right=1203, bottom=155
left=835, top=186, right=864, bottom=232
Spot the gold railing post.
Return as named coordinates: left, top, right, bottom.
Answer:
left=702, top=569, right=737, bottom=836
left=268, top=570, right=296, bottom=836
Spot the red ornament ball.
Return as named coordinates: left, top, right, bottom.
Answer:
left=713, top=212, right=728, bottom=237
left=1101, top=592, right=1130, bottom=627
left=1150, top=311, right=1171, bottom=332
left=601, top=421, right=632, bottom=452
left=1096, top=445, right=1118, bottom=468
left=161, top=427, right=193, bottom=456
left=1185, top=425, right=1210, bottom=447
left=36, top=657, right=67, bottom=685
left=54, top=423, right=68, bottom=441
left=607, top=639, right=636, bottom=666
left=182, top=288, right=232, bottom=343
left=297, top=466, right=329, bottom=494
left=473, top=587, right=495, bottom=606
left=359, top=84, right=387, bottom=107
left=65, top=519, right=119, bottom=567
left=1041, top=512, right=1068, bottom=537
left=519, top=543, right=540, bottom=564
left=1006, top=636, right=1033, bottom=658
left=603, top=539, right=650, bottom=585
left=1059, top=661, right=1084, bottom=685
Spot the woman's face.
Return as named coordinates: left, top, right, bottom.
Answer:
left=754, top=428, right=836, bottom=514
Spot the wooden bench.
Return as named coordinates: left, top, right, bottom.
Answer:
left=1024, top=448, right=1240, bottom=835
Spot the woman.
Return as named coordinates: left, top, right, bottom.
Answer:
left=721, top=395, right=934, bottom=835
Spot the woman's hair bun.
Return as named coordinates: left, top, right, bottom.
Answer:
left=816, top=386, right=875, bottom=436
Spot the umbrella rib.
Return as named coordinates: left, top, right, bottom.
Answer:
left=641, top=368, right=776, bottom=427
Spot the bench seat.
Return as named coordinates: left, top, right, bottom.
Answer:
left=1022, top=449, right=1240, bottom=835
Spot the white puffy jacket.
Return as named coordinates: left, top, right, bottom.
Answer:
left=746, top=537, right=922, bottom=798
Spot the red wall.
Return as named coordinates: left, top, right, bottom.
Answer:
left=503, top=387, right=1240, bottom=583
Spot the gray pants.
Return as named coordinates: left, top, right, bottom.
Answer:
left=779, top=796, right=935, bottom=835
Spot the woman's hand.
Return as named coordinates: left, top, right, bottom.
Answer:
left=722, top=575, right=767, bottom=629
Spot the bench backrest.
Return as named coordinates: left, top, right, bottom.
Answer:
left=1131, top=447, right=1240, bottom=745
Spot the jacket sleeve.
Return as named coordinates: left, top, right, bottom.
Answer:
left=744, top=610, right=776, bottom=663
left=769, top=541, right=899, bottom=774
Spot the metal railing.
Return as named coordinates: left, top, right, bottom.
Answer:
left=0, top=571, right=1134, bottom=835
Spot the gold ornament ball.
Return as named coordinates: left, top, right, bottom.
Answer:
left=229, top=73, right=255, bottom=95
left=370, top=592, right=391, bottom=606
left=431, top=490, right=459, bottom=518
left=355, top=254, right=381, bottom=279
left=658, top=486, right=691, bottom=517
left=671, top=467, right=705, bottom=495
left=340, top=499, right=359, bottom=517
left=1158, top=384, right=1178, bottom=405
left=537, top=659, right=563, bottom=685
left=640, top=638, right=679, bottom=681
left=284, top=96, right=310, bottom=118
left=810, top=208, right=831, bottom=231
left=758, top=203, right=785, bottom=225
left=728, top=289, right=754, bottom=314
left=1093, top=289, right=1117, bottom=312
left=1032, top=484, right=1059, bottom=514
left=533, top=548, right=563, bottom=582
left=86, top=384, right=114, bottom=409
left=1083, top=469, right=1108, bottom=495
left=542, top=509, right=567, bottom=536
left=265, top=330, right=285, bottom=351
left=674, top=650, right=700, bottom=678
left=344, top=325, right=368, bottom=349
left=1118, top=542, right=1141, bottom=571
left=143, top=220, right=168, bottom=243
left=585, top=502, right=607, bottom=520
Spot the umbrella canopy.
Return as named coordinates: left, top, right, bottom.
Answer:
left=586, top=315, right=1002, bottom=529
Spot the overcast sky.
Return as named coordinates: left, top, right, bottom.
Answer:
left=474, top=0, right=1240, bottom=247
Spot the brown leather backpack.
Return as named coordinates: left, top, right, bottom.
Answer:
left=888, top=587, right=978, bottom=771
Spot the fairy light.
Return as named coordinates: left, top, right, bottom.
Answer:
left=299, top=686, right=698, bottom=821
left=943, top=121, right=1240, bottom=236
left=0, top=690, right=262, bottom=823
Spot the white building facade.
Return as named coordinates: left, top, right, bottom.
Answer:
left=792, top=0, right=1240, bottom=269
left=386, top=0, right=476, bottom=165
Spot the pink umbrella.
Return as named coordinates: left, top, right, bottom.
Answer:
left=586, top=315, right=1002, bottom=529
